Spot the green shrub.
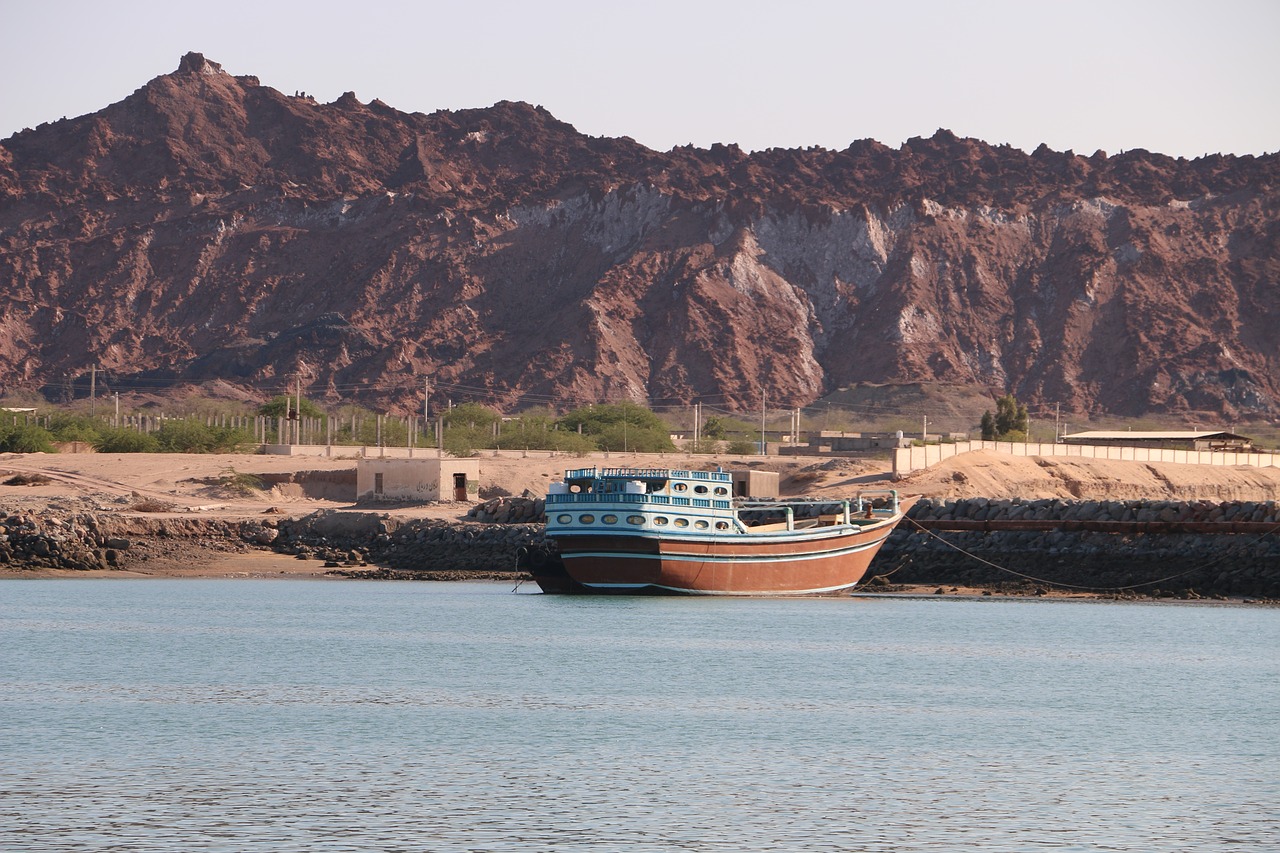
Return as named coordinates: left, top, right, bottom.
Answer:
left=153, top=420, right=253, bottom=453
left=46, top=413, right=103, bottom=444
left=0, top=424, right=56, bottom=453
left=494, top=414, right=597, bottom=453
left=556, top=402, right=675, bottom=453
left=258, top=395, right=325, bottom=419
left=94, top=428, right=161, bottom=453
left=217, top=468, right=265, bottom=495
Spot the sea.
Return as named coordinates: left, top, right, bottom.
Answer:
left=1, top=578, right=1276, bottom=852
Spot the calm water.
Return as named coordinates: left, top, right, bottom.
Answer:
left=0, top=579, right=1276, bottom=852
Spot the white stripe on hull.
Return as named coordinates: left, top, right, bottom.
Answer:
left=563, top=533, right=890, bottom=566
left=579, top=580, right=865, bottom=596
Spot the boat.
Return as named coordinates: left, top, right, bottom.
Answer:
left=523, top=466, right=911, bottom=595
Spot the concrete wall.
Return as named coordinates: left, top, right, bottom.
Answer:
left=356, top=458, right=480, bottom=502
left=262, top=444, right=445, bottom=458
left=892, top=440, right=1280, bottom=476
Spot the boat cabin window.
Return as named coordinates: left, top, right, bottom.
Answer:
left=578, top=514, right=595, bottom=524
left=653, top=516, right=669, bottom=526
left=602, top=514, right=618, bottom=524
left=693, top=485, right=708, bottom=494
left=674, top=518, right=690, bottom=528
left=715, top=521, right=730, bottom=530
left=627, top=515, right=645, bottom=525
left=694, top=520, right=709, bottom=529
left=714, top=487, right=728, bottom=496
left=557, top=514, right=572, bottom=524
left=672, top=482, right=688, bottom=492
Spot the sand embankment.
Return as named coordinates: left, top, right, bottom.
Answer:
left=2, top=449, right=1278, bottom=593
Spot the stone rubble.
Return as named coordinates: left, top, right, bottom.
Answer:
left=2, top=497, right=1276, bottom=600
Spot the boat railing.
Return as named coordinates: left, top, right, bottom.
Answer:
left=734, top=490, right=902, bottom=531
left=547, top=493, right=648, bottom=505
left=597, top=467, right=672, bottom=479
left=546, top=492, right=731, bottom=509
left=566, top=467, right=732, bottom=482
left=854, top=489, right=900, bottom=516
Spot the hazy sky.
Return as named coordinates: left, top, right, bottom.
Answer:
left=4, top=0, right=1277, bottom=158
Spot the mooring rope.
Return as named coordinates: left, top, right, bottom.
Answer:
left=897, top=515, right=1280, bottom=593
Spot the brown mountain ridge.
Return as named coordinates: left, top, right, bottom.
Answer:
left=1, top=52, right=1277, bottom=421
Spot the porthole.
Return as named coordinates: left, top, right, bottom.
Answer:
left=715, top=521, right=730, bottom=530
left=557, top=514, right=573, bottom=524
left=714, top=487, right=728, bottom=496
left=673, top=483, right=688, bottom=492
left=694, top=485, right=708, bottom=494
left=579, top=514, right=595, bottom=524
left=653, top=516, right=669, bottom=526
left=674, top=518, right=690, bottom=528
left=602, top=514, right=618, bottom=525
left=627, top=515, right=645, bottom=525
left=694, top=520, right=709, bottom=529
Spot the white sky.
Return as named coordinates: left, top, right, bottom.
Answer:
left=4, top=0, right=1277, bottom=158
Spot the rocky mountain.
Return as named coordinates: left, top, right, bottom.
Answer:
left=1, top=52, right=1277, bottom=421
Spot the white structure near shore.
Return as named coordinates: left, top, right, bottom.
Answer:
left=892, top=440, right=1280, bottom=477
left=356, top=458, right=480, bottom=503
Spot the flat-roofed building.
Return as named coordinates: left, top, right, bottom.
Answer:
left=729, top=469, right=780, bottom=498
left=810, top=431, right=913, bottom=452
left=356, top=458, right=480, bottom=503
left=1061, top=430, right=1253, bottom=452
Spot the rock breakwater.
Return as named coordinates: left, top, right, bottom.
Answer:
left=0, top=510, right=266, bottom=571
left=269, top=511, right=542, bottom=577
left=874, top=498, right=1280, bottom=599
left=3, top=497, right=1277, bottom=600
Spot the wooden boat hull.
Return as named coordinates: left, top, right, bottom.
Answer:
left=552, top=520, right=898, bottom=595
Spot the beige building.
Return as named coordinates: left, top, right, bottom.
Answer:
left=810, top=431, right=913, bottom=452
left=1062, top=430, right=1254, bottom=452
left=730, top=469, right=780, bottom=498
left=356, top=458, right=480, bottom=503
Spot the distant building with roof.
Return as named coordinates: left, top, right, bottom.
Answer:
left=809, top=431, right=914, bottom=452
left=1061, top=430, right=1253, bottom=452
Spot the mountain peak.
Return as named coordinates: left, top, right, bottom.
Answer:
left=176, top=52, right=225, bottom=75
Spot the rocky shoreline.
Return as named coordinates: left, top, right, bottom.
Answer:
left=3, top=496, right=1277, bottom=602
left=875, top=497, right=1280, bottom=601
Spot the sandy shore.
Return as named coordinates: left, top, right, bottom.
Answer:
left=5, top=447, right=1279, bottom=514
left=3, top=448, right=1278, bottom=592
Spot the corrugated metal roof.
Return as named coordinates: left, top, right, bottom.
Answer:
left=1062, top=430, right=1241, bottom=440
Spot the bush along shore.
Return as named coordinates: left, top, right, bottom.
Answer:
left=1, top=495, right=1276, bottom=600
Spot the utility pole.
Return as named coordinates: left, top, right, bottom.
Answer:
left=760, top=388, right=767, bottom=456
left=922, top=415, right=928, bottom=443
left=90, top=365, right=96, bottom=416
left=113, top=392, right=119, bottom=428
left=1054, top=403, right=1061, bottom=443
